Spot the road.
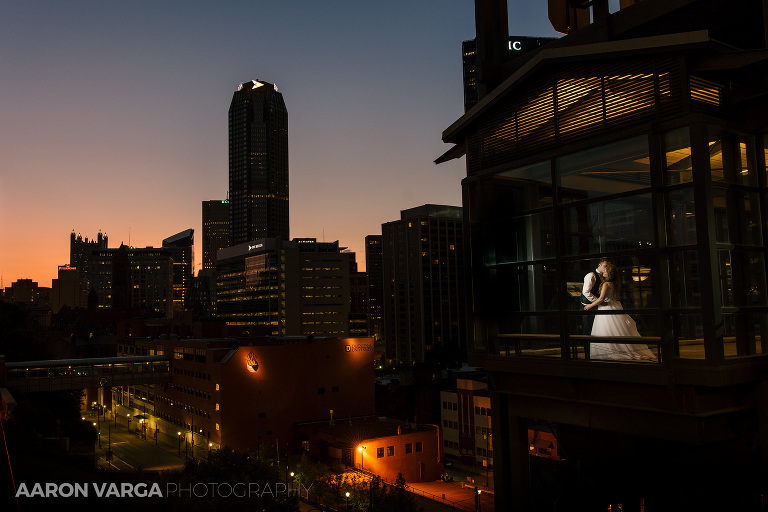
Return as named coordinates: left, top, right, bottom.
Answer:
left=90, top=413, right=185, bottom=472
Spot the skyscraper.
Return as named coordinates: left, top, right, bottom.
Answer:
left=382, top=205, right=468, bottom=366
left=162, top=229, right=194, bottom=314
left=202, top=199, right=229, bottom=269
left=365, top=234, right=384, bottom=340
left=228, top=80, right=289, bottom=245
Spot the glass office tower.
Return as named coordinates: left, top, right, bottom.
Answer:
left=440, top=0, right=768, bottom=509
left=228, top=80, right=289, bottom=245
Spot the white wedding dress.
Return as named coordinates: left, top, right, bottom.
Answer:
left=590, top=284, right=657, bottom=361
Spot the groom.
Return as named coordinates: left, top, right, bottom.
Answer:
left=581, top=257, right=610, bottom=335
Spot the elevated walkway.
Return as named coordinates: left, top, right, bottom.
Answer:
left=1, top=355, right=170, bottom=393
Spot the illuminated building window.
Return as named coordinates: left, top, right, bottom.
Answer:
left=387, top=446, right=395, bottom=457
left=215, top=384, right=220, bottom=391
left=377, top=448, right=384, bottom=458
left=215, top=403, right=220, bottom=411
left=216, top=423, right=220, bottom=431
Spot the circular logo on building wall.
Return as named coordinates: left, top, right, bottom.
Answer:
left=246, top=351, right=259, bottom=372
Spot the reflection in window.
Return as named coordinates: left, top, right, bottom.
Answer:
left=670, top=251, right=702, bottom=308
left=667, top=188, right=696, bottom=246
left=562, top=194, right=654, bottom=255
left=495, top=212, right=555, bottom=264
left=557, top=136, right=650, bottom=203
left=712, top=189, right=761, bottom=245
left=718, top=250, right=733, bottom=307
left=723, top=312, right=768, bottom=358
left=496, top=264, right=559, bottom=313
left=494, top=161, right=552, bottom=212
left=718, top=250, right=768, bottom=309
left=664, top=128, right=692, bottom=185
left=738, top=251, right=767, bottom=307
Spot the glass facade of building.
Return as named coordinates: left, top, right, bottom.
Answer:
left=462, top=56, right=768, bottom=365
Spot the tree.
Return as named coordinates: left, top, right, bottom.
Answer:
left=159, top=447, right=299, bottom=512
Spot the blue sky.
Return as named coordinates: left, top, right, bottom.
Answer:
left=0, top=1, right=566, bottom=284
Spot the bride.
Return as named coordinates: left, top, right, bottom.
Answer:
left=583, top=263, right=656, bottom=361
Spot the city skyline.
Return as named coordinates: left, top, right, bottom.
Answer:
left=0, top=1, right=561, bottom=286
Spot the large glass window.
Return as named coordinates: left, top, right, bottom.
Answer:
left=667, top=188, right=696, bottom=246
left=495, top=264, right=560, bottom=313
left=476, top=127, right=768, bottom=364
left=562, top=194, right=654, bottom=255
left=664, top=128, right=693, bottom=185
left=712, top=189, right=762, bottom=245
left=710, top=134, right=758, bottom=186
left=493, top=161, right=552, bottom=212
left=495, top=212, right=555, bottom=264
left=670, top=250, right=702, bottom=308
left=557, top=136, right=650, bottom=203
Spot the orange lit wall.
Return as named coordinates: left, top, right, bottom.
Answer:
left=219, top=337, right=375, bottom=451
left=354, top=429, right=442, bottom=482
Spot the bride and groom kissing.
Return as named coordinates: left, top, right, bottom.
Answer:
left=581, top=258, right=656, bottom=361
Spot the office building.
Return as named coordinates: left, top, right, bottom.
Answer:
left=228, top=80, right=289, bottom=245
left=51, top=264, right=86, bottom=313
left=382, top=205, right=468, bottom=366
left=70, top=231, right=108, bottom=293
left=162, top=229, right=194, bottom=314
left=365, top=235, right=384, bottom=341
left=349, top=270, right=369, bottom=337
left=202, top=199, right=229, bottom=270
left=90, top=246, right=174, bottom=317
left=216, top=238, right=356, bottom=336
left=439, top=0, right=768, bottom=508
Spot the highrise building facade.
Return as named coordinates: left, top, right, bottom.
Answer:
left=90, top=246, right=174, bottom=317
left=382, top=205, right=468, bottom=366
left=228, top=80, right=289, bottom=245
left=365, top=235, right=384, bottom=341
left=70, top=230, right=108, bottom=293
left=202, top=199, right=229, bottom=269
left=216, top=238, right=356, bottom=336
left=51, top=264, right=86, bottom=313
left=162, top=229, right=194, bottom=314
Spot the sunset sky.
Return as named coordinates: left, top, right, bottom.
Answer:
left=0, top=1, right=565, bottom=287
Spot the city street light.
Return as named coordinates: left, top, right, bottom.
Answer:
left=358, top=445, right=366, bottom=472
left=177, top=432, right=182, bottom=456
left=126, top=413, right=131, bottom=431
left=345, top=491, right=350, bottom=511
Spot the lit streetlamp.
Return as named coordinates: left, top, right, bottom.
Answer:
left=345, top=491, right=350, bottom=511
left=177, top=432, right=183, bottom=457
left=357, top=445, right=367, bottom=472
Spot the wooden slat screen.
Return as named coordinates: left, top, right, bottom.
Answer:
left=468, top=56, right=683, bottom=175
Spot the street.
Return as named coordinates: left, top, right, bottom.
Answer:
left=89, top=411, right=185, bottom=472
